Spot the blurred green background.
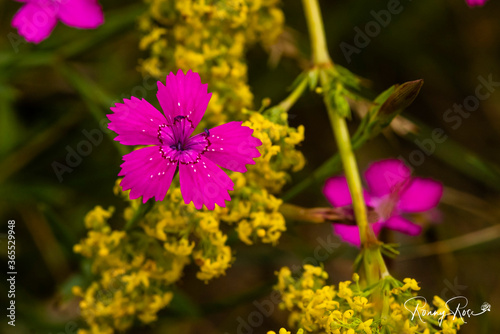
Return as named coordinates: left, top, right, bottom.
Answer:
left=1, top=0, right=500, bottom=333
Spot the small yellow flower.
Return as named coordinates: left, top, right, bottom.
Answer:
left=338, top=281, right=353, bottom=299
left=257, top=228, right=266, bottom=237
left=402, top=319, right=418, bottom=333
left=343, top=309, right=354, bottom=320
left=357, top=319, right=373, bottom=334
left=401, top=278, right=421, bottom=291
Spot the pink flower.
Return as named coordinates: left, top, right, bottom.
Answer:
left=107, top=70, right=262, bottom=210
left=323, top=159, right=443, bottom=246
left=12, top=0, right=104, bottom=44
left=466, top=0, right=488, bottom=6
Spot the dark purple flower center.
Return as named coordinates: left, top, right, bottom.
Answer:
left=157, top=116, right=210, bottom=165
left=170, top=141, right=184, bottom=151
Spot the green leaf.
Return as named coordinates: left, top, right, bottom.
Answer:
left=326, top=82, right=351, bottom=119
left=307, top=68, right=319, bottom=90
left=334, top=88, right=351, bottom=119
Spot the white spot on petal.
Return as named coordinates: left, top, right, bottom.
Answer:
left=208, top=174, right=211, bottom=177
left=178, top=102, right=181, bottom=106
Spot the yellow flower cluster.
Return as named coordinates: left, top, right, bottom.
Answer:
left=139, top=0, right=284, bottom=126
left=273, top=265, right=464, bottom=334
left=218, top=106, right=305, bottom=245
left=244, top=110, right=306, bottom=194
left=74, top=118, right=303, bottom=331
left=268, top=329, right=305, bottom=334
left=73, top=206, right=177, bottom=334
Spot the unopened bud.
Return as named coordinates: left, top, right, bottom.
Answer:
left=379, top=79, right=423, bottom=116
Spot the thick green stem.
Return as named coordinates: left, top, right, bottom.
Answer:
left=302, top=0, right=387, bottom=284
left=302, top=0, right=331, bottom=65
left=303, top=0, right=371, bottom=244
left=320, top=73, right=376, bottom=247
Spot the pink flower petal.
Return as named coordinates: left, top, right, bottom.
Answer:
left=203, top=122, right=262, bottom=172
left=179, top=156, right=234, bottom=210
left=324, top=176, right=352, bottom=207
left=108, top=96, right=165, bottom=146
left=58, top=0, right=104, bottom=29
left=398, top=177, right=443, bottom=213
left=332, top=222, right=383, bottom=247
left=364, top=159, right=411, bottom=197
left=323, top=176, right=375, bottom=208
left=119, top=147, right=177, bottom=203
left=12, top=2, right=58, bottom=43
left=385, top=215, right=422, bottom=236
left=157, top=70, right=211, bottom=132
left=332, top=224, right=361, bottom=246
left=372, top=222, right=384, bottom=235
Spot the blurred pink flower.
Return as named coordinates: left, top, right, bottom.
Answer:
left=323, top=159, right=443, bottom=246
left=107, top=70, right=262, bottom=210
left=466, top=0, right=488, bottom=7
left=12, top=0, right=104, bottom=44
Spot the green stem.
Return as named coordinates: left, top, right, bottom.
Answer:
left=302, top=0, right=385, bottom=285
left=278, top=74, right=309, bottom=112
left=374, top=247, right=390, bottom=278
left=302, top=0, right=331, bottom=65
left=124, top=200, right=155, bottom=231
left=302, top=0, right=373, bottom=246
left=320, top=72, right=371, bottom=246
